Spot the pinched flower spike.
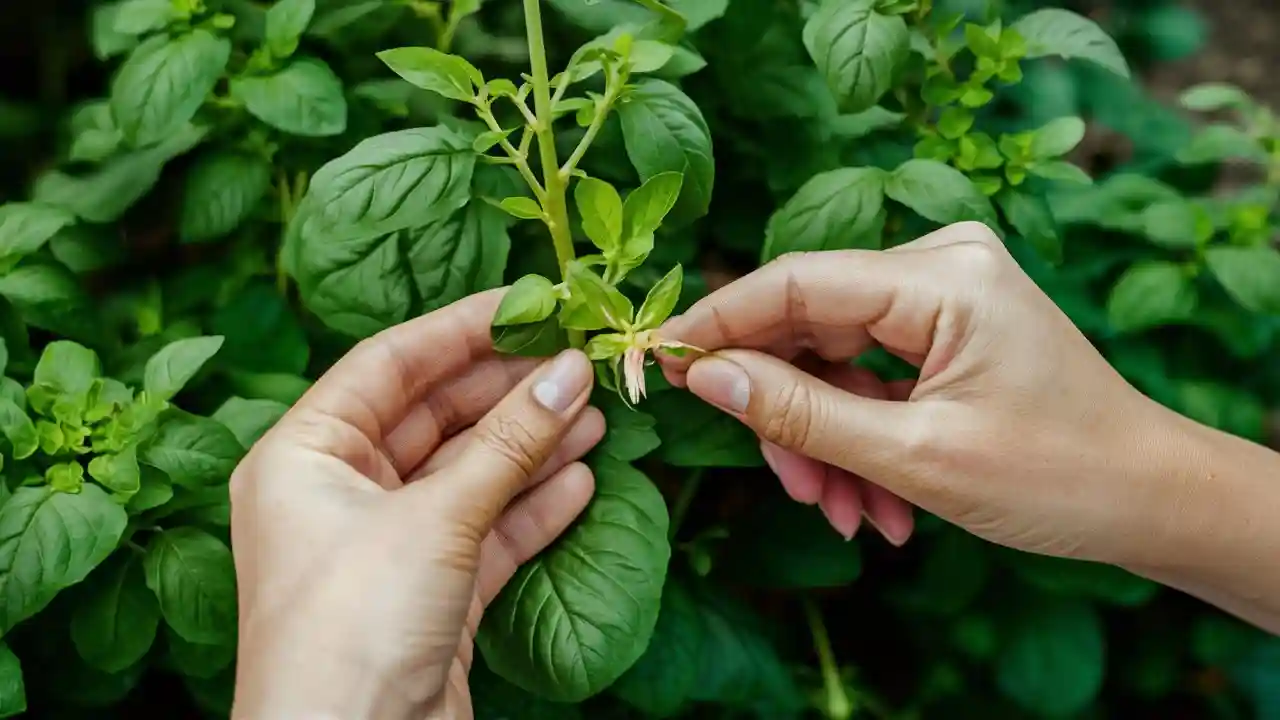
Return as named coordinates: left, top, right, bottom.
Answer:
left=618, top=330, right=704, bottom=407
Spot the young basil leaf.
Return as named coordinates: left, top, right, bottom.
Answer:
left=70, top=553, right=160, bottom=674
left=477, top=456, right=670, bottom=702
left=493, top=275, right=559, bottom=327
left=497, top=197, right=544, bottom=220
left=634, top=264, right=683, bottom=330
left=110, top=31, right=231, bottom=147
left=88, top=446, right=143, bottom=496
left=622, top=171, right=683, bottom=241
left=0, top=203, right=77, bottom=267
left=230, top=58, right=348, bottom=138
left=1029, top=116, right=1086, bottom=159
left=886, top=159, right=999, bottom=227
left=0, top=485, right=128, bottom=634
left=491, top=316, right=566, bottom=357
left=618, top=80, right=714, bottom=227
left=575, top=177, right=624, bottom=253
left=563, top=262, right=634, bottom=331
left=803, top=0, right=910, bottom=113
left=764, top=167, right=887, bottom=261
left=473, top=128, right=514, bottom=153
left=584, top=333, right=630, bottom=362
left=141, top=412, right=244, bottom=488
left=376, top=46, right=482, bottom=102
left=179, top=151, right=272, bottom=243
left=1010, top=8, right=1130, bottom=78
left=265, top=0, right=316, bottom=58
left=34, top=340, right=102, bottom=396
left=143, top=528, right=238, bottom=646
left=0, top=642, right=23, bottom=717
left=144, top=336, right=225, bottom=401
left=1179, top=82, right=1251, bottom=112
left=1028, top=160, right=1092, bottom=184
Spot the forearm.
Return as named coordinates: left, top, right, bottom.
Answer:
left=1122, top=400, right=1280, bottom=634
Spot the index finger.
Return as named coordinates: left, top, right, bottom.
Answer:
left=658, top=222, right=998, bottom=381
left=282, top=288, right=508, bottom=445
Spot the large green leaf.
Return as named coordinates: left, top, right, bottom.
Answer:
left=230, top=58, right=348, bottom=137
left=0, top=485, right=128, bottom=633
left=477, top=457, right=671, bottom=702
left=618, top=79, right=714, bottom=227
left=70, top=553, right=161, bottom=673
left=647, top=391, right=763, bottom=467
left=289, top=126, right=475, bottom=245
left=143, top=335, right=225, bottom=401
left=143, top=528, right=237, bottom=646
left=996, top=598, right=1105, bottom=717
left=763, top=167, right=887, bottom=261
left=110, top=30, right=231, bottom=146
left=0, top=203, right=77, bottom=266
left=803, top=0, right=910, bottom=113
left=718, top=498, right=861, bottom=589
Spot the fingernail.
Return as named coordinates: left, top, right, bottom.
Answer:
left=688, top=357, right=750, bottom=414
left=532, top=351, right=590, bottom=413
left=760, top=441, right=781, bottom=477
left=822, top=503, right=860, bottom=542
left=865, top=513, right=907, bottom=547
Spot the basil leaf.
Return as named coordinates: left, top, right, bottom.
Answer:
left=634, top=264, right=683, bottom=330
left=803, top=0, right=910, bottom=113
left=886, top=159, right=999, bottom=227
left=0, top=398, right=36, bottom=461
left=622, top=171, right=683, bottom=240
left=997, top=189, right=1061, bottom=264
left=493, top=275, right=559, bottom=327
left=618, top=79, right=714, bottom=227
left=141, top=412, right=244, bottom=488
left=143, top=528, right=237, bottom=646
left=70, top=553, right=161, bottom=673
left=0, top=485, right=128, bottom=633
left=376, top=46, right=481, bottom=102
left=0, top=203, right=77, bottom=266
left=230, top=58, right=348, bottom=138
left=265, top=0, right=315, bottom=58
left=144, top=336, right=225, bottom=401
left=1011, top=8, right=1130, bottom=78
left=1106, top=261, right=1198, bottom=333
left=291, top=126, right=475, bottom=243
left=165, top=626, right=235, bottom=679
left=179, top=150, right=272, bottom=243
left=575, top=177, right=624, bottom=253
left=1205, top=246, right=1280, bottom=314
left=110, top=31, right=231, bottom=146
left=478, top=456, right=671, bottom=702
left=33, top=340, right=101, bottom=395
left=211, top=397, right=289, bottom=448
left=764, top=167, right=887, bottom=261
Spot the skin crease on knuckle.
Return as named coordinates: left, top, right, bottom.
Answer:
left=477, top=415, right=545, bottom=478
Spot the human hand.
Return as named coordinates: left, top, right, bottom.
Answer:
left=228, top=290, right=603, bottom=720
left=659, top=222, right=1192, bottom=568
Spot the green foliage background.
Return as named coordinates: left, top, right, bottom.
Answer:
left=1, top=0, right=1280, bottom=718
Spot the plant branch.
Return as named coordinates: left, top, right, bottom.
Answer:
left=522, top=0, right=583, bottom=347
left=476, top=104, right=545, bottom=199
left=511, top=96, right=539, bottom=127
left=561, top=64, right=625, bottom=179
left=804, top=597, right=854, bottom=720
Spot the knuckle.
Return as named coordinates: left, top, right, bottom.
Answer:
left=477, top=416, right=543, bottom=477
left=948, top=220, right=1002, bottom=247
left=948, top=238, right=1006, bottom=282
left=761, top=381, right=818, bottom=451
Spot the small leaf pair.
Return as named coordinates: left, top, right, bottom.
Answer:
left=574, top=172, right=684, bottom=284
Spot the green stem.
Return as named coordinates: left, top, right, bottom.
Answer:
left=804, top=597, right=855, bottom=720
left=668, top=469, right=704, bottom=541
left=561, top=67, right=623, bottom=178
left=523, top=0, right=583, bottom=347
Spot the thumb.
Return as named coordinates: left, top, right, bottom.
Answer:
left=411, top=348, right=595, bottom=527
left=686, top=350, right=920, bottom=489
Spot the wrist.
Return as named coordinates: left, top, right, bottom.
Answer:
left=231, top=603, right=436, bottom=720
left=1117, top=398, right=1280, bottom=629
